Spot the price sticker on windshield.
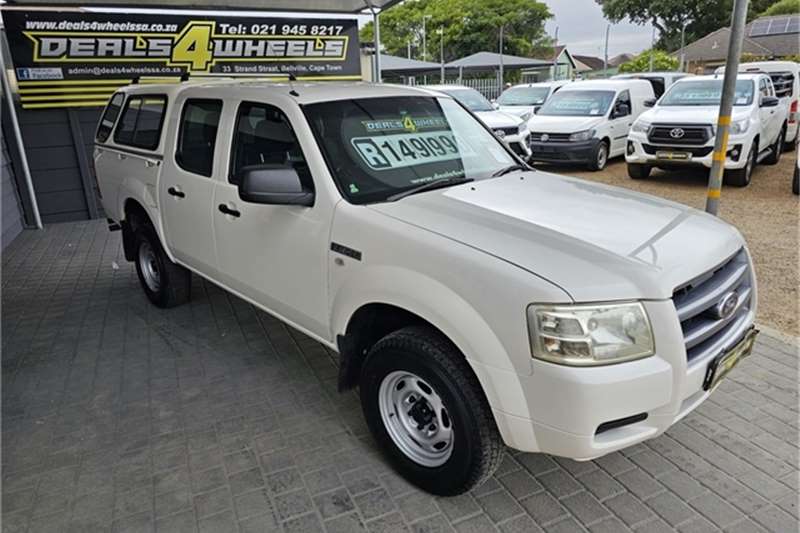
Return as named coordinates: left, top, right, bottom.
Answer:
left=351, top=131, right=472, bottom=171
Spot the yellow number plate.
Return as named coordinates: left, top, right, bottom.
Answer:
left=703, top=328, right=758, bottom=391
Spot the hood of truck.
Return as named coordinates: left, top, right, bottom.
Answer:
left=498, top=105, right=536, bottom=118
left=474, top=110, right=523, bottom=129
left=368, top=171, right=744, bottom=302
left=642, top=105, right=752, bottom=125
left=527, top=115, right=605, bottom=134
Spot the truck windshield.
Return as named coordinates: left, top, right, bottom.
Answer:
left=660, top=80, right=755, bottom=106
left=537, top=90, right=615, bottom=116
left=440, top=88, right=495, bottom=112
left=497, top=86, right=551, bottom=106
left=304, top=96, right=517, bottom=204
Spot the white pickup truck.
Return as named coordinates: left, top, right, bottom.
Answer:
left=626, top=73, right=788, bottom=186
left=95, top=80, right=758, bottom=495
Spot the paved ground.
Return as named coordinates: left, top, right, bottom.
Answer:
left=2, top=220, right=798, bottom=533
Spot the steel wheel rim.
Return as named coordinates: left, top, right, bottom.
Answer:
left=138, top=240, right=161, bottom=292
left=746, top=149, right=754, bottom=181
left=378, top=370, right=454, bottom=467
left=597, top=145, right=607, bottom=168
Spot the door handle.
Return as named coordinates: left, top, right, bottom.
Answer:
left=167, top=187, right=185, bottom=198
left=218, top=204, right=241, bottom=218
left=144, top=159, right=159, bottom=168
left=117, top=153, right=127, bottom=160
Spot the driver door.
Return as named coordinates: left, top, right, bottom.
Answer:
left=212, top=101, right=330, bottom=338
left=608, top=90, right=632, bottom=157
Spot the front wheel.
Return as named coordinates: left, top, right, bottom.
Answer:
left=360, top=326, right=502, bottom=496
left=627, top=163, right=651, bottom=179
left=134, top=225, right=191, bottom=308
left=587, top=141, right=608, bottom=171
left=724, top=146, right=755, bottom=187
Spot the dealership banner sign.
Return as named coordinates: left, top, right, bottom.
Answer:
left=2, top=9, right=362, bottom=109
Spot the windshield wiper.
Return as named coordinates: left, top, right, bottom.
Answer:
left=492, top=164, right=528, bottom=177
left=386, top=177, right=474, bottom=202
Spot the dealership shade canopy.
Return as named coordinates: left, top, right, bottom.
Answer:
left=445, top=52, right=551, bottom=71
left=381, top=54, right=441, bottom=73
left=4, top=0, right=402, bottom=12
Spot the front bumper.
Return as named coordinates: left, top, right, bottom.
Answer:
left=529, top=138, right=600, bottom=164
left=502, top=131, right=532, bottom=159
left=484, top=299, right=756, bottom=460
left=626, top=132, right=751, bottom=170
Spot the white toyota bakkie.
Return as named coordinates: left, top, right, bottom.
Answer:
left=94, top=80, right=758, bottom=495
left=626, top=73, right=788, bottom=186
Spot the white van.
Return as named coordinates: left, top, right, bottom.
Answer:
left=613, top=72, right=693, bottom=98
left=495, top=80, right=571, bottom=118
left=528, top=79, right=655, bottom=170
left=716, top=61, right=799, bottom=149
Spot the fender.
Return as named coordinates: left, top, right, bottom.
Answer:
left=117, top=178, right=178, bottom=263
left=329, top=264, right=534, bottom=420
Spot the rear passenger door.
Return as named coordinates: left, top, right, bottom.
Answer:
left=159, top=98, right=222, bottom=276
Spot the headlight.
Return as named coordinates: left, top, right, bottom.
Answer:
left=631, top=119, right=651, bottom=134
left=520, top=111, right=533, bottom=122
left=730, top=118, right=749, bottom=135
left=519, top=122, right=528, bottom=134
left=569, top=129, right=594, bottom=142
left=527, top=302, right=655, bottom=366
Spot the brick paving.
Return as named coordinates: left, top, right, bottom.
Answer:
left=1, top=220, right=798, bottom=533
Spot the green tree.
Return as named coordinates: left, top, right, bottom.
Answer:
left=617, top=50, right=679, bottom=72
left=762, top=0, right=800, bottom=16
left=360, top=0, right=551, bottom=63
left=596, top=0, right=783, bottom=52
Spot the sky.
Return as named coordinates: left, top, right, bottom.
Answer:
left=542, top=0, right=657, bottom=58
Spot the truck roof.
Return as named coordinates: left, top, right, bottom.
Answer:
left=119, top=80, right=443, bottom=105
left=557, top=79, right=652, bottom=92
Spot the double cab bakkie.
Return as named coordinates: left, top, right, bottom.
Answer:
left=527, top=79, right=655, bottom=170
left=95, top=80, right=758, bottom=496
left=626, top=73, right=788, bottom=186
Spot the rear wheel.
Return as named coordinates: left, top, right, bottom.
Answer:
left=764, top=126, right=785, bottom=165
left=588, top=141, right=608, bottom=171
left=627, top=163, right=651, bottom=179
left=134, top=224, right=191, bottom=308
left=360, top=326, right=502, bottom=496
left=724, top=145, right=755, bottom=188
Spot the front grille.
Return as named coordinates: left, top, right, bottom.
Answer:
left=649, top=124, right=712, bottom=146
left=642, top=144, right=714, bottom=157
left=530, top=132, right=572, bottom=142
left=672, top=249, right=753, bottom=363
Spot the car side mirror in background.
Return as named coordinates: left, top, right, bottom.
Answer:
left=613, top=103, right=630, bottom=118
left=533, top=106, right=540, bottom=114
left=238, top=165, right=314, bottom=206
left=760, top=95, right=779, bottom=108
left=643, top=98, right=656, bottom=108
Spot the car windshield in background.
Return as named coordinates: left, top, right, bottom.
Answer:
left=497, top=86, right=551, bottom=106
left=304, top=96, right=516, bottom=205
left=537, top=90, right=615, bottom=117
left=442, top=88, right=495, bottom=112
left=660, top=80, right=755, bottom=106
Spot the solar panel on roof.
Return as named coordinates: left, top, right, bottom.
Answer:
left=749, top=15, right=799, bottom=36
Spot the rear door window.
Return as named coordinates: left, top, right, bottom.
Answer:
left=114, top=95, right=167, bottom=150
left=96, top=92, right=125, bottom=143
left=176, top=99, right=222, bottom=177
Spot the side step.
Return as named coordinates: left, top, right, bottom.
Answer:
left=107, top=218, right=121, bottom=232
left=756, top=147, right=773, bottom=164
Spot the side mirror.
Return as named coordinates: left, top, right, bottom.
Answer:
left=643, top=98, right=656, bottom=108
left=613, top=103, right=630, bottom=117
left=238, top=165, right=314, bottom=206
left=533, top=106, right=540, bottom=115
left=760, top=95, right=779, bottom=108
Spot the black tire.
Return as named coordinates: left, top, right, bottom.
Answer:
left=133, top=224, right=191, bottom=308
left=587, top=141, right=609, bottom=171
left=724, top=145, right=755, bottom=187
left=764, top=126, right=785, bottom=165
left=359, top=326, right=502, bottom=496
left=793, top=165, right=799, bottom=195
left=627, top=163, right=651, bottom=179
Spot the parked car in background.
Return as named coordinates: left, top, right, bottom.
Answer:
left=716, top=61, right=799, bottom=151
left=494, top=80, right=571, bottom=119
left=527, top=79, right=655, bottom=170
left=94, top=80, right=758, bottom=496
left=423, top=85, right=531, bottom=160
left=613, top=72, right=693, bottom=98
left=626, top=73, right=788, bottom=187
